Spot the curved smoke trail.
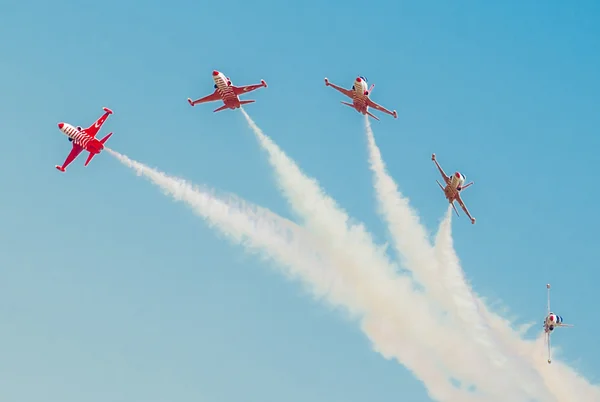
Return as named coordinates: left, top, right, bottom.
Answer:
left=106, top=147, right=482, bottom=402
left=362, top=116, right=552, bottom=400
left=433, top=212, right=600, bottom=401
left=240, top=110, right=545, bottom=401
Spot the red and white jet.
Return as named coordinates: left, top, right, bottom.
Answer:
left=544, top=284, right=573, bottom=364
left=431, top=153, right=476, bottom=224
left=187, top=70, right=267, bottom=112
left=55, top=107, right=114, bottom=172
left=324, top=76, right=397, bottom=120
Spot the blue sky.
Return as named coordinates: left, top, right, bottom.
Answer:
left=1, top=0, right=599, bottom=400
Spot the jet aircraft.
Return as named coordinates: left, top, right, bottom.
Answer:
left=324, top=75, right=397, bottom=120
left=187, top=70, right=267, bottom=112
left=55, top=107, right=114, bottom=172
left=431, top=153, right=476, bottom=224
left=544, top=283, right=573, bottom=364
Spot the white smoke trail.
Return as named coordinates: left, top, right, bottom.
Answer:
left=363, top=116, right=553, bottom=400
left=362, top=117, right=442, bottom=291
left=105, top=147, right=482, bottom=402
left=433, top=217, right=600, bottom=401
left=239, top=110, right=541, bottom=401
left=433, top=208, right=554, bottom=398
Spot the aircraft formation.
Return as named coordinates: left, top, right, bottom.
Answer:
left=53, top=70, right=476, bottom=223
left=52, top=70, right=573, bottom=362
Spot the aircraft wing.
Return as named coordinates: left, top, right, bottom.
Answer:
left=232, top=80, right=267, bottom=96
left=456, top=193, right=476, bottom=224
left=188, top=90, right=221, bottom=106
left=60, top=143, right=84, bottom=168
left=324, top=78, right=354, bottom=99
left=546, top=332, right=552, bottom=363
left=432, top=154, right=451, bottom=184
left=83, top=107, right=113, bottom=138
left=366, top=97, right=397, bottom=118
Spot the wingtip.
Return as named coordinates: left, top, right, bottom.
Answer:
left=103, top=107, right=113, bottom=114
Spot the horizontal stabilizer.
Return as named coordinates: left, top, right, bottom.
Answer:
left=84, top=152, right=96, bottom=167
left=461, top=181, right=474, bottom=191
left=100, top=132, right=113, bottom=144
left=451, top=202, right=460, bottom=217
left=366, top=110, right=380, bottom=121
left=213, top=104, right=229, bottom=113
left=85, top=132, right=112, bottom=167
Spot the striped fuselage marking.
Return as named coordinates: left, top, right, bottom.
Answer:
left=352, top=79, right=369, bottom=114
left=60, top=124, right=102, bottom=153
left=213, top=72, right=240, bottom=109
left=545, top=313, right=563, bottom=330
left=449, top=174, right=464, bottom=189
left=445, top=174, right=465, bottom=199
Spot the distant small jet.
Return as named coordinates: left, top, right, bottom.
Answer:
left=431, top=153, right=476, bottom=224
left=187, top=70, right=267, bottom=112
left=544, top=283, right=573, bottom=364
left=55, top=107, right=114, bottom=172
left=324, top=75, right=397, bottom=120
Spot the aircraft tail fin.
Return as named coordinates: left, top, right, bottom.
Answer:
left=213, top=105, right=229, bottom=113
left=84, top=152, right=96, bottom=167
left=239, top=100, right=256, bottom=106
left=85, top=132, right=113, bottom=167
left=436, top=179, right=445, bottom=191
left=99, top=132, right=113, bottom=145
left=451, top=202, right=460, bottom=217
left=366, top=110, right=380, bottom=121
left=341, top=101, right=380, bottom=120
left=461, top=181, right=474, bottom=191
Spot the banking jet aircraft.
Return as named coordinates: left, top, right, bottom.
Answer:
left=187, top=70, right=267, bottom=112
left=431, top=153, right=476, bottom=224
left=324, top=75, right=397, bottom=120
left=544, top=283, right=573, bottom=364
left=55, top=107, right=114, bottom=172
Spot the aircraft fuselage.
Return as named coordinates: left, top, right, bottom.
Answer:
left=57, top=123, right=103, bottom=154
left=212, top=70, right=241, bottom=109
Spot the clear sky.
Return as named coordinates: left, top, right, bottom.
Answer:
left=1, top=0, right=599, bottom=401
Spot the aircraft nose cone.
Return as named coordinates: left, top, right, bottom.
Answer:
left=58, top=122, right=64, bottom=129
left=356, top=77, right=361, bottom=82
left=212, top=70, right=219, bottom=76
